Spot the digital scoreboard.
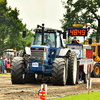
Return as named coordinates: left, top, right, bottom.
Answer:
left=68, top=28, right=87, bottom=36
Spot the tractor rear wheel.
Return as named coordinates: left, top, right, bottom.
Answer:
left=91, top=63, right=100, bottom=77
left=52, top=58, right=67, bottom=86
left=67, top=51, right=77, bottom=85
left=25, top=73, right=37, bottom=83
left=11, top=57, right=25, bottom=84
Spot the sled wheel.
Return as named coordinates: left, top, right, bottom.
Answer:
left=67, top=51, right=77, bottom=85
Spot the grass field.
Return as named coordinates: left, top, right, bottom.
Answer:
left=0, top=73, right=11, bottom=76
left=48, top=91, right=100, bottom=100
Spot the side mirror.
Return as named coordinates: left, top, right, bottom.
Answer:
left=88, top=38, right=92, bottom=44
left=22, top=31, right=26, bottom=38
left=63, top=32, right=66, bottom=39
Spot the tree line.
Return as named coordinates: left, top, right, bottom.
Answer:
left=0, top=0, right=34, bottom=55
left=61, top=0, right=100, bottom=43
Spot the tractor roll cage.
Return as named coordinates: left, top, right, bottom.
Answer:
left=34, top=28, right=62, bottom=34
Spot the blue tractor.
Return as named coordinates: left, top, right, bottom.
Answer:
left=11, top=24, right=78, bottom=86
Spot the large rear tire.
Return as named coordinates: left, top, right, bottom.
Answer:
left=67, top=51, right=77, bottom=85
left=52, top=58, right=67, bottom=86
left=11, top=57, right=25, bottom=84
left=91, top=63, right=100, bottom=77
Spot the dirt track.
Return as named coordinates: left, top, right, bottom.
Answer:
left=0, top=76, right=100, bottom=100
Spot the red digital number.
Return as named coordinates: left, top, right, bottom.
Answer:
left=81, top=30, right=86, bottom=35
left=74, top=29, right=77, bottom=35
left=78, top=30, right=81, bottom=35
left=70, top=29, right=86, bottom=36
left=70, top=29, right=74, bottom=35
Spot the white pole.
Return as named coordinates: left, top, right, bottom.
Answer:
left=45, top=84, right=47, bottom=96
left=90, top=79, right=92, bottom=89
left=41, top=84, right=43, bottom=90
left=87, top=80, right=88, bottom=89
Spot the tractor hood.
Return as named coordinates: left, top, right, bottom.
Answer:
left=30, top=45, right=49, bottom=60
left=31, top=45, right=49, bottom=52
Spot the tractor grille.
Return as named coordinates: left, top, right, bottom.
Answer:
left=31, top=52, right=47, bottom=60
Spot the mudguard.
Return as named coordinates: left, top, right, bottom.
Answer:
left=25, top=47, right=31, bottom=55
left=59, top=48, right=71, bottom=56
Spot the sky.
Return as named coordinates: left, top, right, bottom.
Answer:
left=7, top=0, right=66, bottom=30
left=7, top=0, right=85, bottom=42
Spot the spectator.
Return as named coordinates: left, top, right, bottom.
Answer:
left=4, top=56, right=7, bottom=74
left=72, top=36, right=80, bottom=44
left=0, top=57, right=3, bottom=74
left=6, top=58, right=11, bottom=73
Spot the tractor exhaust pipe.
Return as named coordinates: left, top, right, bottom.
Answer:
left=42, top=23, right=44, bottom=45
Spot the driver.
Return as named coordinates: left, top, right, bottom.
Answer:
left=44, top=35, right=52, bottom=46
left=72, top=36, right=80, bottom=44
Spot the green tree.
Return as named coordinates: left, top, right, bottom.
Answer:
left=0, top=0, right=34, bottom=54
left=61, top=0, right=100, bottom=42
left=0, top=0, right=25, bottom=52
left=63, top=36, right=72, bottom=45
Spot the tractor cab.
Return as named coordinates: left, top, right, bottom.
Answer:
left=33, top=30, right=56, bottom=48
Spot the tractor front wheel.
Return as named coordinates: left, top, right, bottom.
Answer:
left=11, top=57, right=25, bottom=84
left=52, top=58, right=67, bottom=86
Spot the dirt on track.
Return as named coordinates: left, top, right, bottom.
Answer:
left=0, top=76, right=100, bottom=100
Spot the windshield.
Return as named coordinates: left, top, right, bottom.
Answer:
left=33, top=32, right=55, bottom=48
